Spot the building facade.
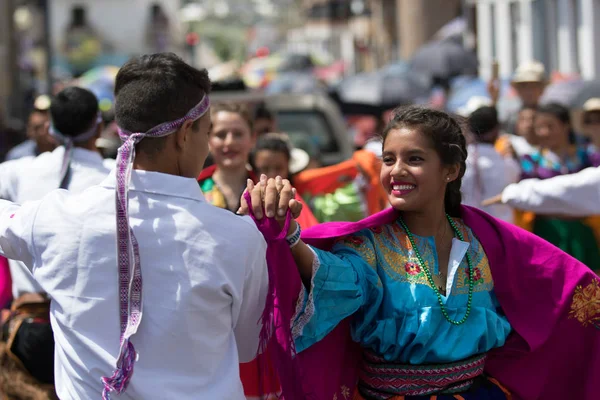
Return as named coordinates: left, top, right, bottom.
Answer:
left=288, top=0, right=459, bottom=74
left=474, top=0, right=600, bottom=80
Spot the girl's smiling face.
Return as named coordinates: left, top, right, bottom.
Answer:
left=209, top=111, right=255, bottom=170
left=380, top=127, right=459, bottom=213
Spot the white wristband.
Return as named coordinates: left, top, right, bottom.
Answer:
left=286, top=222, right=302, bottom=248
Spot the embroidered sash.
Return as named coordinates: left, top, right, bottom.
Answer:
left=357, top=350, right=487, bottom=399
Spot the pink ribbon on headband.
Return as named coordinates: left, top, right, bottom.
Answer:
left=49, top=114, right=102, bottom=188
left=101, top=95, right=210, bottom=399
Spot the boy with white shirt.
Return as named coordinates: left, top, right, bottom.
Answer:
left=0, top=53, right=268, bottom=399
left=1, top=87, right=113, bottom=300
left=0, top=87, right=114, bottom=390
left=461, top=106, right=520, bottom=222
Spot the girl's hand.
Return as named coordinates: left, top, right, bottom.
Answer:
left=238, top=174, right=302, bottom=226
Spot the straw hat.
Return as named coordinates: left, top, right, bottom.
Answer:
left=511, top=61, right=547, bottom=84
left=583, top=98, right=600, bottom=113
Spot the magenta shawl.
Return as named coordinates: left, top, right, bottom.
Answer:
left=0, top=256, right=11, bottom=308
left=248, top=203, right=600, bottom=400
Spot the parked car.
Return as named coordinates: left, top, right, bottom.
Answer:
left=210, top=91, right=353, bottom=166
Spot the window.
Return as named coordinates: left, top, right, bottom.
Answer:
left=275, top=110, right=339, bottom=154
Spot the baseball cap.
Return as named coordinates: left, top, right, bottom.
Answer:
left=511, top=61, right=547, bottom=84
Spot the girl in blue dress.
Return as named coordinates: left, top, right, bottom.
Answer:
left=243, top=106, right=512, bottom=399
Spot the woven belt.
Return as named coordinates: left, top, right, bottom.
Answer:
left=357, top=350, right=487, bottom=399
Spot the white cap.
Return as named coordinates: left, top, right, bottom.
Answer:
left=34, top=95, right=51, bottom=111
left=583, top=98, right=600, bottom=113
left=289, top=148, right=310, bottom=174
left=512, top=61, right=546, bottom=83
left=457, top=96, right=493, bottom=117
left=259, top=132, right=311, bottom=174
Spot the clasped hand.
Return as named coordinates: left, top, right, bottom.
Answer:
left=238, top=174, right=302, bottom=226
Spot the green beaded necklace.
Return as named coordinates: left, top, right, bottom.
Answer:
left=398, top=214, right=474, bottom=325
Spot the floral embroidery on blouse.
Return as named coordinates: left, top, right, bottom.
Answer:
left=335, top=235, right=377, bottom=269
left=331, top=219, right=493, bottom=295
left=569, top=278, right=600, bottom=330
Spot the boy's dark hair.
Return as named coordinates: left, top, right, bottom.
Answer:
left=251, top=133, right=291, bottom=165
left=468, top=106, right=499, bottom=139
left=50, top=87, right=99, bottom=138
left=254, top=103, right=273, bottom=121
left=114, top=53, right=211, bottom=155
left=382, top=106, right=467, bottom=217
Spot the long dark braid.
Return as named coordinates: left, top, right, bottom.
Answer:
left=382, top=106, right=468, bottom=217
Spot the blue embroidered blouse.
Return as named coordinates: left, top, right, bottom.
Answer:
left=292, top=218, right=512, bottom=364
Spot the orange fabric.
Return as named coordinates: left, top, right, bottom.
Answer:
left=353, top=150, right=388, bottom=216
left=453, top=396, right=466, bottom=400
left=294, top=158, right=359, bottom=196
left=513, top=209, right=535, bottom=231
left=494, top=135, right=513, bottom=158
left=584, top=216, right=600, bottom=246
left=487, top=377, right=512, bottom=399
left=296, top=196, right=319, bottom=229
left=294, top=150, right=388, bottom=218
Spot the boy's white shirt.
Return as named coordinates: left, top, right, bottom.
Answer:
left=0, top=169, right=268, bottom=399
left=502, top=166, right=600, bottom=216
left=0, top=146, right=115, bottom=298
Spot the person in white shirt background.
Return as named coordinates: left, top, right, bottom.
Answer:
left=497, top=105, right=538, bottom=159
left=483, top=166, right=600, bottom=217
left=0, top=87, right=115, bottom=392
left=1, top=87, right=115, bottom=302
left=4, top=95, right=57, bottom=161
left=461, top=106, right=520, bottom=222
left=0, top=53, right=268, bottom=400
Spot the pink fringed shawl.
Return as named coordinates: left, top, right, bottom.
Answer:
left=247, top=199, right=600, bottom=400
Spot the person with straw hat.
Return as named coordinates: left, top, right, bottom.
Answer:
left=0, top=53, right=268, bottom=399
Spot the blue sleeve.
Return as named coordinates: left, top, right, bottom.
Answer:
left=520, top=154, right=537, bottom=179
left=291, top=230, right=383, bottom=353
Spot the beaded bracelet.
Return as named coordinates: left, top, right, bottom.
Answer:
left=286, top=222, right=302, bottom=248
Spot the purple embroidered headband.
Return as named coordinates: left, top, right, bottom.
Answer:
left=101, top=95, right=210, bottom=399
left=49, top=113, right=102, bottom=188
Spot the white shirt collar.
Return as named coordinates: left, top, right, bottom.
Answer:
left=101, top=169, right=206, bottom=202
left=51, top=146, right=105, bottom=164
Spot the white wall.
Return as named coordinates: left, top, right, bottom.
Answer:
left=476, top=0, right=600, bottom=80
left=577, top=0, right=600, bottom=79
left=50, top=0, right=182, bottom=56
